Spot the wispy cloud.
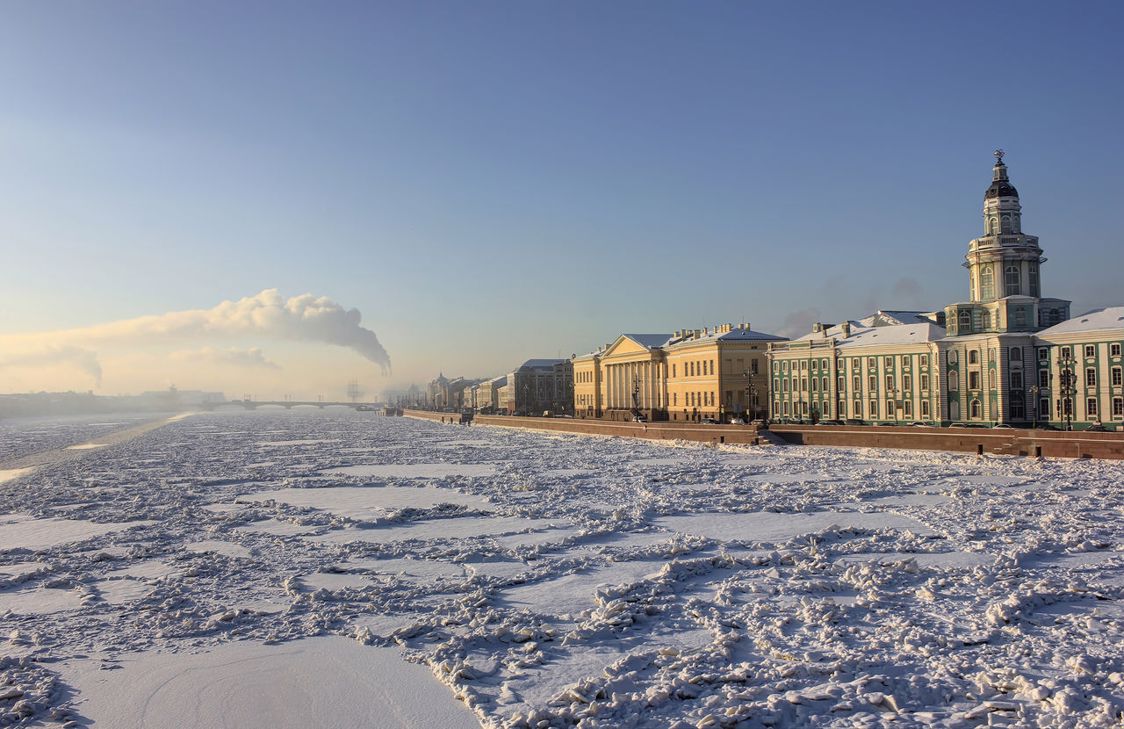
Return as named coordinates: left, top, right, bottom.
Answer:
left=0, top=345, right=103, bottom=386
left=170, top=346, right=282, bottom=370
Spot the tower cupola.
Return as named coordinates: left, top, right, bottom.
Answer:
left=984, top=149, right=1019, bottom=201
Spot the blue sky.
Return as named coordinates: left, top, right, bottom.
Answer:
left=1, top=1, right=1122, bottom=396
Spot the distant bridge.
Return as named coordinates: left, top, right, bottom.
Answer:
left=198, top=400, right=381, bottom=411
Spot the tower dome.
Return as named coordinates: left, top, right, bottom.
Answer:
left=985, top=149, right=1019, bottom=199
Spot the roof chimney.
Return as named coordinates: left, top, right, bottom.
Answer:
left=840, top=322, right=851, bottom=338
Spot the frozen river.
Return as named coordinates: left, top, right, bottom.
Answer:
left=0, top=410, right=1121, bottom=727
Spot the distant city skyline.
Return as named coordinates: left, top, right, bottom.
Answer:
left=2, top=2, right=1122, bottom=398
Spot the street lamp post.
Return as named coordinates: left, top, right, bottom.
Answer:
left=1060, top=348, right=1074, bottom=431
left=1029, top=384, right=1040, bottom=429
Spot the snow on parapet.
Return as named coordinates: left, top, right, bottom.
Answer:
left=1037, top=306, right=1124, bottom=335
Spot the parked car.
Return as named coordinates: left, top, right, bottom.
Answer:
left=991, top=424, right=1014, bottom=429
left=631, top=414, right=647, bottom=423
left=728, top=416, right=746, bottom=425
left=701, top=417, right=720, bottom=424
left=1087, top=423, right=1108, bottom=432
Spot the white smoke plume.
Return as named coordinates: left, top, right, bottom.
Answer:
left=170, top=347, right=282, bottom=370
left=0, top=290, right=390, bottom=385
left=0, top=345, right=104, bottom=386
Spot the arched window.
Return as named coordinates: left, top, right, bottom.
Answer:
left=980, top=310, right=990, bottom=330
left=969, top=350, right=979, bottom=365
left=958, top=310, right=971, bottom=332
left=1028, top=264, right=1039, bottom=296
left=970, top=399, right=981, bottom=418
left=1005, top=265, right=1020, bottom=296
left=980, top=266, right=994, bottom=301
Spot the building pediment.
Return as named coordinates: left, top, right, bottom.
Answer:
left=601, top=333, right=670, bottom=361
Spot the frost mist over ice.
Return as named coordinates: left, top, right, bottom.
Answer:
left=0, top=411, right=1121, bottom=728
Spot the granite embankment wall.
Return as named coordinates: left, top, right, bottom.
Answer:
left=402, top=410, right=762, bottom=445
left=769, top=424, right=1124, bottom=460
left=402, top=409, right=1124, bottom=459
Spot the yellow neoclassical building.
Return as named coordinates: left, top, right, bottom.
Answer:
left=572, top=348, right=603, bottom=418
left=571, top=324, right=786, bottom=421
left=597, top=334, right=671, bottom=421
left=665, top=324, right=783, bottom=421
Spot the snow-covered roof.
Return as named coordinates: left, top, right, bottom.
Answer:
left=518, top=358, right=567, bottom=370
left=667, top=327, right=785, bottom=348
left=1037, top=307, right=1124, bottom=336
left=622, top=334, right=673, bottom=349
left=486, top=375, right=507, bottom=387
left=836, top=322, right=946, bottom=349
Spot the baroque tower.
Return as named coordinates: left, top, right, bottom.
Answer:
left=946, top=151, right=1069, bottom=336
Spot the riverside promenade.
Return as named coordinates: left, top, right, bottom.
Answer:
left=402, top=410, right=1124, bottom=460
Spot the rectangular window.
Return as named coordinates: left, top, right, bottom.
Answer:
left=853, top=375, right=861, bottom=391
left=1038, top=347, right=1049, bottom=361
left=921, top=400, right=930, bottom=418
left=1114, top=397, right=1123, bottom=419
left=1085, top=345, right=1096, bottom=358
left=1113, top=367, right=1122, bottom=386
left=751, top=360, right=758, bottom=375
left=1040, top=398, right=1050, bottom=418
left=868, top=357, right=876, bottom=370
left=1087, top=398, right=1098, bottom=417
left=822, top=377, right=829, bottom=391
left=920, top=354, right=929, bottom=367
left=853, top=400, right=861, bottom=416
left=869, top=374, right=877, bottom=390
left=1039, top=369, right=1049, bottom=388
left=1112, top=344, right=1122, bottom=357
left=672, top=364, right=676, bottom=378
left=969, top=372, right=980, bottom=390
left=904, top=400, right=912, bottom=416
left=811, top=378, right=818, bottom=392
left=783, top=402, right=789, bottom=415
left=903, top=374, right=912, bottom=390
left=838, top=376, right=846, bottom=391
left=1086, top=368, right=1097, bottom=387
left=884, top=356, right=892, bottom=367
left=801, top=378, right=808, bottom=391
left=811, top=359, right=818, bottom=371
left=1010, top=371, right=1023, bottom=389
left=885, top=374, right=894, bottom=390
left=920, top=374, right=929, bottom=390
left=870, top=400, right=878, bottom=416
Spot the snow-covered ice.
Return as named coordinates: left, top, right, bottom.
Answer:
left=63, top=636, right=479, bottom=728
left=0, top=409, right=1120, bottom=727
